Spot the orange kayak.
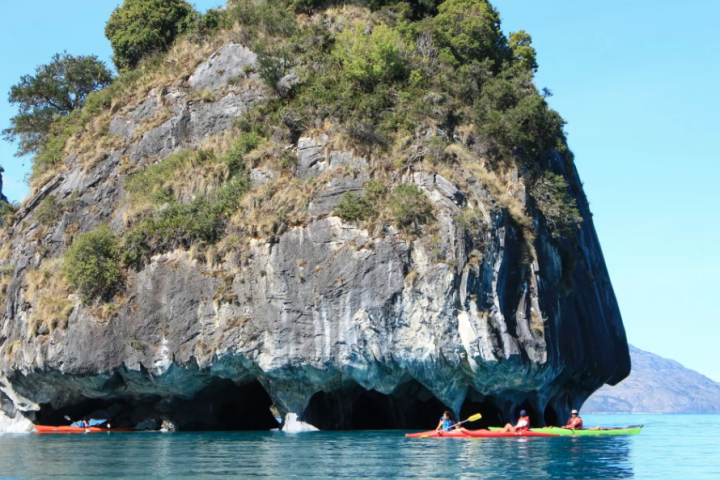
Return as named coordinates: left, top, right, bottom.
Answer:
left=406, top=428, right=560, bottom=438
left=35, top=425, right=134, bottom=434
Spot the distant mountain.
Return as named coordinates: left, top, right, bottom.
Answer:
left=583, top=345, right=720, bottom=413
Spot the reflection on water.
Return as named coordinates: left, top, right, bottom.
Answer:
left=0, top=431, right=632, bottom=479
left=1, top=415, right=719, bottom=479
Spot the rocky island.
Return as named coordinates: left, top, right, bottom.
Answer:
left=0, top=0, right=629, bottom=432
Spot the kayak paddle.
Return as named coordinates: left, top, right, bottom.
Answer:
left=421, top=413, right=482, bottom=438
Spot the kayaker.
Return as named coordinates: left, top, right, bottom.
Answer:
left=499, top=410, right=531, bottom=433
left=563, top=409, right=583, bottom=429
left=436, top=411, right=459, bottom=431
left=77, top=417, right=90, bottom=428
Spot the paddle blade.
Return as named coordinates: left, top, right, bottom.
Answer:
left=467, top=413, right=482, bottom=422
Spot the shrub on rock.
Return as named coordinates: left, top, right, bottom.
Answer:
left=335, top=192, right=375, bottom=221
left=334, top=24, right=410, bottom=91
left=105, top=0, right=197, bottom=70
left=530, top=172, right=582, bottom=239
left=63, top=224, right=121, bottom=301
left=390, top=184, right=434, bottom=232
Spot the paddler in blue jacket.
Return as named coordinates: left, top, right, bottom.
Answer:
left=436, top=411, right=459, bottom=431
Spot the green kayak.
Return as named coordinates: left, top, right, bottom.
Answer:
left=489, top=426, right=642, bottom=436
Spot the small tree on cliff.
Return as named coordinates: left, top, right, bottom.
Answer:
left=105, top=0, right=197, bottom=70
left=530, top=172, right=582, bottom=238
left=432, top=0, right=507, bottom=66
left=2, top=53, right=113, bottom=157
left=63, top=224, right=122, bottom=301
left=509, top=30, right=538, bottom=72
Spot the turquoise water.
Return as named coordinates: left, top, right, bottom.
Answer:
left=1, top=414, right=718, bottom=479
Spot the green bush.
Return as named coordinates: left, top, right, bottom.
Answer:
left=390, top=184, right=434, bottom=231
left=256, top=45, right=293, bottom=96
left=530, top=172, right=582, bottom=239
left=123, top=177, right=250, bottom=266
left=432, top=0, right=507, bottom=66
left=105, top=0, right=197, bottom=70
left=509, top=30, right=538, bottom=72
left=197, top=8, right=231, bottom=34
left=473, top=65, right=566, bottom=163
left=363, top=179, right=386, bottom=201
left=63, top=224, right=122, bottom=300
left=335, top=192, right=375, bottom=221
left=334, top=24, right=410, bottom=90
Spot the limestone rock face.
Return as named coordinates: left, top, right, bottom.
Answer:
left=0, top=43, right=630, bottom=432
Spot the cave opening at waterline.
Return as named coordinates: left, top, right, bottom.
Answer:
left=35, top=379, right=280, bottom=431
left=303, top=380, right=449, bottom=430
left=459, top=390, right=504, bottom=429
left=544, top=404, right=559, bottom=427
left=171, top=379, right=279, bottom=431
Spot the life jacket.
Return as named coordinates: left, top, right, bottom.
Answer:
left=567, top=416, right=583, bottom=429
left=440, top=418, right=454, bottom=431
left=516, top=415, right=530, bottom=430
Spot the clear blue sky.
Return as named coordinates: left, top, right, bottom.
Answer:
left=1, top=1, right=718, bottom=382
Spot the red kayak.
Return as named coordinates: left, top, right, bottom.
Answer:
left=406, top=428, right=559, bottom=438
left=35, top=425, right=134, bottom=434
left=406, top=429, right=470, bottom=438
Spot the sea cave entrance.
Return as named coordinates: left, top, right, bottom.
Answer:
left=459, top=390, right=504, bottom=429
left=303, top=380, right=449, bottom=430
left=544, top=404, right=559, bottom=427
left=170, top=379, right=279, bottom=431
left=35, top=379, right=280, bottom=431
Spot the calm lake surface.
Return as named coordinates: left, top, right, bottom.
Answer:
left=1, top=414, right=718, bottom=479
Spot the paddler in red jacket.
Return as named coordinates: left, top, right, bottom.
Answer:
left=499, top=410, right=531, bottom=433
left=563, top=409, right=583, bottom=429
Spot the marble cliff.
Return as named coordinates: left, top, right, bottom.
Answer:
left=0, top=9, right=629, bottom=432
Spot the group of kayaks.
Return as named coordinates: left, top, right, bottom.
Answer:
left=34, top=425, right=642, bottom=436
left=405, top=426, right=643, bottom=438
